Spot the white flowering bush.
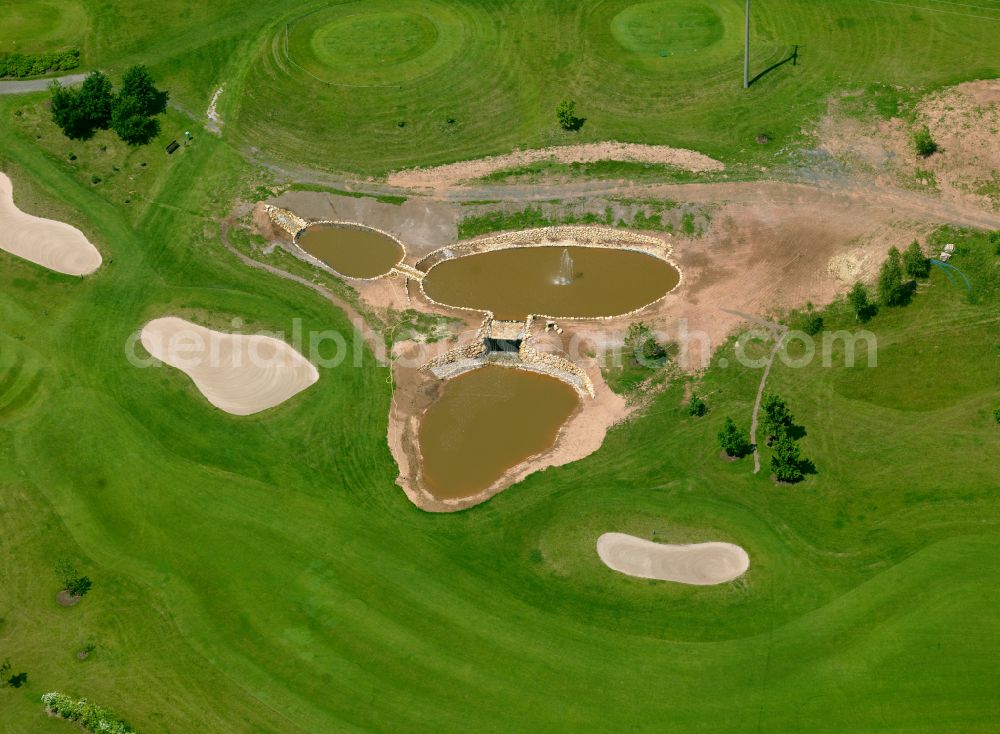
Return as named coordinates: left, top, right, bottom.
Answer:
left=41, top=692, right=139, bottom=733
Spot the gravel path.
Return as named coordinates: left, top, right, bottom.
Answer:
left=0, top=73, right=87, bottom=95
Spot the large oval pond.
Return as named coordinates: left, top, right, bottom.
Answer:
left=296, top=223, right=403, bottom=279
left=419, top=366, right=579, bottom=500
left=421, top=245, right=679, bottom=319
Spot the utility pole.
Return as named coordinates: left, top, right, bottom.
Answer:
left=743, top=0, right=750, bottom=88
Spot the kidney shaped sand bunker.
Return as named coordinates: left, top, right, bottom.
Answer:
left=596, top=532, right=749, bottom=585
left=141, top=317, right=318, bottom=415
left=0, top=172, right=102, bottom=276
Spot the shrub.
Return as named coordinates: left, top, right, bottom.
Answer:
left=556, top=100, right=579, bottom=131
left=913, top=126, right=938, bottom=157
left=792, top=306, right=824, bottom=335
left=994, top=406, right=1000, bottom=424
left=624, top=322, right=667, bottom=367
left=687, top=394, right=707, bottom=417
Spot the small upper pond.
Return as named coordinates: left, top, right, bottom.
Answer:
left=419, top=365, right=579, bottom=500
left=296, top=223, right=403, bottom=279
left=421, top=245, right=679, bottom=319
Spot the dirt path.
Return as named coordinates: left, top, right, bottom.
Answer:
left=219, top=220, right=387, bottom=365
left=0, top=73, right=87, bottom=95
left=386, top=142, right=725, bottom=189
left=749, top=329, right=787, bottom=475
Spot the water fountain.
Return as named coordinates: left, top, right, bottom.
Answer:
left=553, top=247, right=575, bottom=286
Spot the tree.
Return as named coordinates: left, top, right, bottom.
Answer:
left=760, top=392, right=794, bottom=444
left=118, top=64, right=167, bottom=116
left=688, top=394, right=707, bottom=417
left=903, top=239, right=930, bottom=279
left=556, top=100, right=579, bottom=131
left=111, top=94, right=160, bottom=145
left=49, top=82, right=91, bottom=139
left=56, top=560, right=92, bottom=599
left=877, top=246, right=908, bottom=306
left=913, top=126, right=938, bottom=157
left=848, top=281, right=875, bottom=322
left=78, top=70, right=114, bottom=130
left=770, top=435, right=804, bottom=483
left=718, top=417, right=752, bottom=458
left=67, top=575, right=93, bottom=598
left=624, top=322, right=667, bottom=367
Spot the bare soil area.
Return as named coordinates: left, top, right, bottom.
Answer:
left=819, top=80, right=1000, bottom=211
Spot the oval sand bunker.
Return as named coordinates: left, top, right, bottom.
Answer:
left=140, top=317, right=318, bottom=415
left=0, top=172, right=102, bottom=276
left=596, top=532, right=749, bottom=585
left=296, top=223, right=403, bottom=279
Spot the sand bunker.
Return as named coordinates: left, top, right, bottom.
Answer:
left=596, top=532, right=749, bottom=585
left=387, top=142, right=725, bottom=188
left=0, top=172, right=102, bottom=276
left=140, top=317, right=318, bottom=415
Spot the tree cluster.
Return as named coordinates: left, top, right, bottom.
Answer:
left=761, top=393, right=811, bottom=483
left=876, top=241, right=930, bottom=308
left=51, top=66, right=167, bottom=145
left=0, top=49, right=80, bottom=79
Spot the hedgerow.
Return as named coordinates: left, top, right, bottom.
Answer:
left=41, top=692, right=139, bottom=734
left=0, top=49, right=80, bottom=79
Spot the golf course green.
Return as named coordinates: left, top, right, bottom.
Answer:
left=1, top=0, right=999, bottom=731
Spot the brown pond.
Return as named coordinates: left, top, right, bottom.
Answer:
left=421, top=245, right=679, bottom=319
left=419, top=366, right=580, bottom=500
left=296, top=224, right=403, bottom=278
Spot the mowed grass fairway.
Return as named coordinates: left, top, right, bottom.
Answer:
left=7, top=0, right=1000, bottom=173
left=2, top=86, right=1000, bottom=731
left=233, top=0, right=1000, bottom=173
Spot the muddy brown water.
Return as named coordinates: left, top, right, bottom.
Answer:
left=419, top=366, right=580, bottom=500
left=421, top=245, right=679, bottom=319
left=296, top=224, right=403, bottom=278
